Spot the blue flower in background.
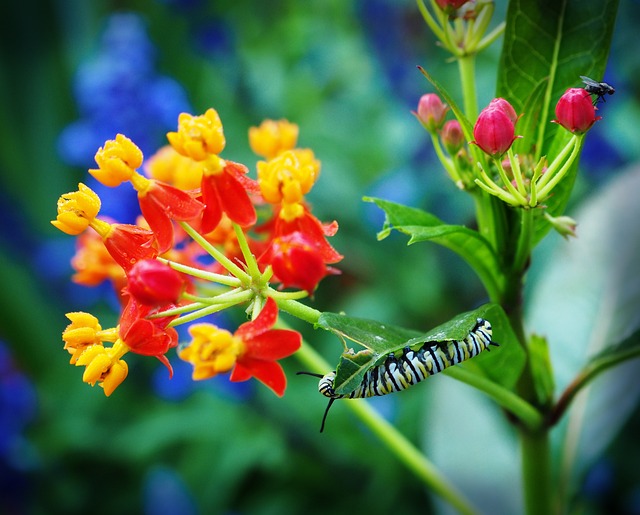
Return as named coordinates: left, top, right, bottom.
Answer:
left=143, top=466, right=197, bottom=515
left=58, top=12, right=191, bottom=170
left=0, top=341, right=38, bottom=514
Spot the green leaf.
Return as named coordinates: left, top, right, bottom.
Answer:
left=528, top=334, right=555, bottom=407
left=365, top=197, right=503, bottom=300
left=496, top=0, right=619, bottom=241
left=318, top=304, right=525, bottom=394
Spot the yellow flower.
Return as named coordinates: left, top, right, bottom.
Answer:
left=257, top=149, right=320, bottom=205
left=89, top=134, right=143, bottom=187
left=179, top=323, right=244, bottom=380
left=75, top=341, right=129, bottom=396
left=144, top=145, right=204, bottom=190
left=249, top=119, right=299, bottom=160
left=167, top=109, right=226, bottom=161
left=51, top=183, right=101, bottom=235
left=63, top=312, right=102, bottom=364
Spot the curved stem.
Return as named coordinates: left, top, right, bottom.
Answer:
left=444, top=367, right=543, bottom=431
left=548, top=345, right=640, bottom=427
left=295, top=341, right=479, bottom=515
left=536, top=136, right=583, bottom=200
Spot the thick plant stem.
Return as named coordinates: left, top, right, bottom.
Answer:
left=520, top=428, right=552, bottom=515
left=295, top=341, right=479, bottom=515
left=457, top=55, right=478, bottom=121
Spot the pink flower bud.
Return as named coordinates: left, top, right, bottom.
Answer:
left=553, top=88, right=600, bottom=134
left=440, top=120, right=465, bottom=154
left=472, top=104, right=518, bottom=158
left=127, top=259, right=185, bottom=306
left=416, top=94, right=449, bottom=133
left=435, top=0, right=471, bottom=15
left=488, top=98, right=519, bottom=125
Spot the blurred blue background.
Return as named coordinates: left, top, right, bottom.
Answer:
left=1, top=1, right=639, bottom=513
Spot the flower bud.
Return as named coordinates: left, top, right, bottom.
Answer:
left=127, top=259, right=185, bottom=306
left=472, top=104, right=518, bottom=158
left=435, top=0, right=471, bottom=15
left=544, top=213, right=577, bottom=239
left=553, top=88, right=600, bottom=134
left=488, top=98, right=519, bottom=125
left=440, top=120, right=465, bottom=154
left=416, top=94, right=449, bottom=133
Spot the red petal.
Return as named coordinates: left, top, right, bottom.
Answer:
left=155, top=354, right=174, bottom=379
left=232, top=359, right=287, bottom=397
left=104, top=224, right=158, bottom=271
left=148, top=181, right=204, bottom=219
left=200, top=174, right=223, bottom=233
left=275, top=209, right=342, bottom=264
left=235, top=298, right=278, bottom=341
left=216, top=165, right=256, bottom=227
left=139, top=195, right=174, bottom=254
left=242, top=329, right=301, bottom=361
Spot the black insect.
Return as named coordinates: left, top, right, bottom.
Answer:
left=580, top=76, right=615, bottom=105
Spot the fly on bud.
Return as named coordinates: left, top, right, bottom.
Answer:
left=553, top=88, right=601, bottom=134
left=580, top=76, right=615, bottom=105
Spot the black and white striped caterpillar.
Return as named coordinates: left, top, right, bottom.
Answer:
left=300, top=318, right=497, bottom=431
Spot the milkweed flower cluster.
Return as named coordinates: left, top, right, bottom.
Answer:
left=53, top=109, right=341, bottom=396
left=417, top=87, right=603, bottom=218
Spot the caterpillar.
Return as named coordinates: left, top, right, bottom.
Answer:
left=299, top=318, right=497, bottom=432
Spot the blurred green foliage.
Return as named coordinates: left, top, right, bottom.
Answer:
left=0, top=0, right=639, bottom=514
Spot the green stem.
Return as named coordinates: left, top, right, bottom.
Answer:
left=548, top=344, right=640, bottom=426
left=457, top=55, right=478, bottom=121
left=416, top=0, right=445, bottom=41
left=520, top=429, right=552, bottom=515
left=276, top=298, right=323, bottom=325
left=168, top=290, right=254, bottom=327
left=233, top=223, right=261, bottom=280
left=157, top=258, right=242, bottom=288
left=444, top=367, right=543, bottom=431
left=430, top=132, right=461, bottom=185
left=179, top=221, right=250, bottom=282
left=295, top=341, right=479, bottom=515
left=536, top=136, right=583, bottom=200
left=513, top=208, right=534, bottom=275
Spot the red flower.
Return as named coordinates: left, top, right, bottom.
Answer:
left=553, top=88, right=600, bottom=134
left=472, top=102, right=519, bottom=158
left=103, top=223, right=159, bottom=272
left=119, top=296, right=179, bottom=375
left=271, top=205, right=342, bottom=265
left=263, top=232, right=335, bottom=294
left=229, top=298, right=301, bottom=396
left=138, top=180, right=204, bottom=253
left=127, top=259, right=186, bottom=306
left=201, top=160, right=258, bottom=233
